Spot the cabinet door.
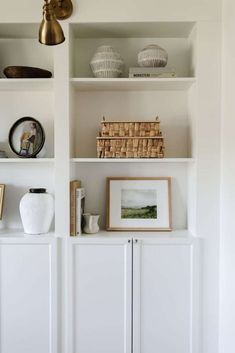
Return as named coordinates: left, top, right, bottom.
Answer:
left=0, top=238, right=57, bottom=353
left=68, top=238, right=132, bottom=353
left=133, top=238, right=197, bottom=353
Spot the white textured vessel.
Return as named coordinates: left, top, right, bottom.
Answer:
left=138, top=44, right=168, bottom=67
left=20, top=188, right=54, bottom=235
left=90, top=45, right=124, bottom=78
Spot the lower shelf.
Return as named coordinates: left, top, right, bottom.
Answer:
left=0, top=229, right=56, bottom=239
left=0, top=228, right=195, bottom=240
left=71, top=158, right=194, bottom=163
left=70, top=229, right=195, bottom=239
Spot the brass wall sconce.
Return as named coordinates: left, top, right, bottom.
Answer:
left=39, top=0, right=73, bottom=46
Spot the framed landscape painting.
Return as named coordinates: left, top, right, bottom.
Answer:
left=106, top=177, right=172, bottom=231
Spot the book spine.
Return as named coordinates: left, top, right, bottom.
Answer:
left=70, top=180, right=81, bottom=236
left=76, top=188, right=85, bottom=236
left=76, top=190, right=81, bottom=236
left=129, top=73, right=176, bottom=78
left=129, top=67, right=176, bottom=74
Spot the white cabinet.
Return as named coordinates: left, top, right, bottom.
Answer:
left=133, top=237, right=197, bottom=353
left=0, top=237, right=57, bottom=353
left=68, top=238, right=132, bottom=353
left=68, top=236, right=198, bottom=353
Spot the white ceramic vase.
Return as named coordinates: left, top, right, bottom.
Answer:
left=20, top=188, right=54, bottom=235
left=83, top=213, right=100, bottom=234
left=138, top=44, right=168, bottom=67
left=90, top=45, right=124, bottom=78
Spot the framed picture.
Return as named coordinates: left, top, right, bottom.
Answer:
left=0, top=184, right=5, bottom=220
left=106, top=177, right=172, bottom=231
left=9, top=117, right=45, bottom=158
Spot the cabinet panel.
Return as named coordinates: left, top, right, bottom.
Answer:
left=0, top=240, right=57, bottom=353
left=69, top=240, right=132, bottom=353
left=133, top=240, right=194, bottom=353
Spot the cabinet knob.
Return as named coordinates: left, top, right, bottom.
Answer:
left=128, top=239, right=131, bottom=243
left=134, top=239, right=138, bottom=243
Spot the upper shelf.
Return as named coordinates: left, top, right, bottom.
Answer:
left=71, top=21, right=196, bottom=38
left=71, top=78, right=196, bottom=91
left=0, top=22, right=196, bottom=39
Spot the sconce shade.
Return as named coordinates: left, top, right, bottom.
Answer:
left=39, top=1, right=65, bottom=46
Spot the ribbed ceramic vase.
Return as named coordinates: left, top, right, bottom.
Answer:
left=138, top=44, right=168, bottom=67
left=90, top=45, right=124, bottom=78
left=20, top=188, right=54, bottom=235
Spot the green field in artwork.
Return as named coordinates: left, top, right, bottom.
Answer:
left=121, top=205, right=157, bottom=219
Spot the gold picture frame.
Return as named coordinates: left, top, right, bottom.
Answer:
left=0, top=184, right=5, bottom=220
left=106, top=177, right=172, bottom=232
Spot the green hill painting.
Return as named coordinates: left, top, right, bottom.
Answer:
left=121, top=189, right=157, bottom=219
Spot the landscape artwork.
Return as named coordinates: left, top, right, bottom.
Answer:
left=121, top=189, right=157, bottom=219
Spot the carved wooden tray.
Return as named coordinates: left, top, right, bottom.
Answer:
left=3, top=66, right=52, bottom=78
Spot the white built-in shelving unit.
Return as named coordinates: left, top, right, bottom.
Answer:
left=0, top=17, right=222, bottom=353
left=0, top=20, right=198, bottom=236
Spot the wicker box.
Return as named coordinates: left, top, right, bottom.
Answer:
left=100, top=119, right=161, bottom=137
left=97, top=117, right=165, bottom=158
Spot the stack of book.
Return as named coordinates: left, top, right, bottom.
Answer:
left=70, top=180, right=85, bottom=236
left=129, top=67, right=176, bottom=78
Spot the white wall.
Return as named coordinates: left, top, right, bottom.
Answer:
left=0, top=0, right=221, bottom=22
left=220, top=1, right=235, bottom=352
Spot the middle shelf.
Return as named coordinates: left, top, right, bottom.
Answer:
left=71, top=158, right=194, bottom=163
left=71, top=77, right=196, bottom=91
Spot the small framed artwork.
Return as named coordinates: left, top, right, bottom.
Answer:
left=9, top=117, right=45, bottom=158
left=106, top=177, right=172, bottom=231
left=0, top=184, right=5, bottom=220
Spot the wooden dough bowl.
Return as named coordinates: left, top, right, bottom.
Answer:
left=3, top=66, right=52, bottom=78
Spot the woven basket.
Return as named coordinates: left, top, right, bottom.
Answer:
left=97, top=117, right=165, bottom=158
left=97, top=137, right=164, bottom=158
left=100, top=121, right=161, bottom=138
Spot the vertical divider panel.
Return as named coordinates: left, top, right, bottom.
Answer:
left=53, top=22, right=71, bottom=353
left=54, top=22, right=71, bottom=237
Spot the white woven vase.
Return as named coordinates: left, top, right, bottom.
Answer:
left=138, top=44, right=168, bottom=67
left=90, top=45, right=124, bottom=78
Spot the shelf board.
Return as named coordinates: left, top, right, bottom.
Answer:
left=71, top=158, right=194, bottom=163
left=71, top=22, right=195, bottom=38
left=70, top=229, right=195, bottom=241
left=0, top=78, right=54, bottom=91
left=0, top=158, right=54, bottom=163
left=0, top=229, right=56, bottom=240
left=71, top=77, right=195, bottom=91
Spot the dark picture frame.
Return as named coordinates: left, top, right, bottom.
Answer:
left=9, top=117, right=45, bottom=158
